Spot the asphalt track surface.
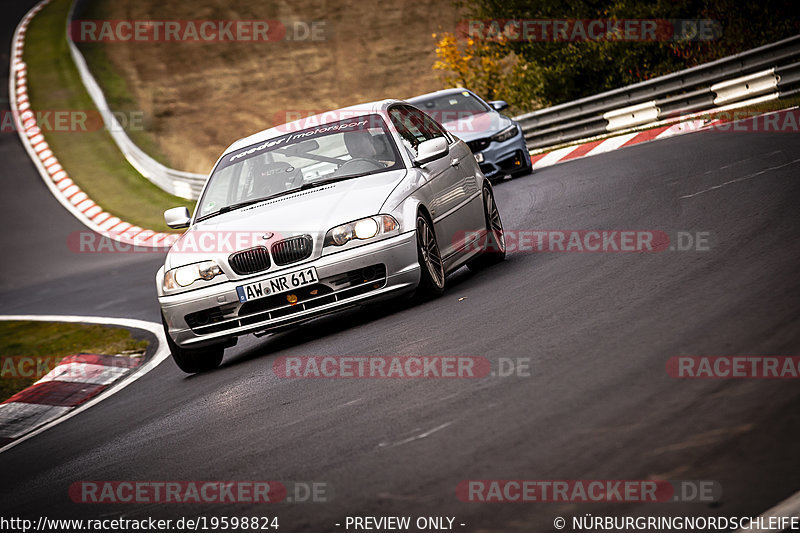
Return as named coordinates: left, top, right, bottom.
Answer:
left=2, top=3, right=800, bottom=531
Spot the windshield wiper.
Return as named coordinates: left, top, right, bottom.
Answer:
left=196, top=193, right=286, bottom=222
left=297, top=175, right=355, bottom=189
left=297, top=174, right=369, bottom=190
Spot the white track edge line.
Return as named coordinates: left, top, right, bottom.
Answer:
left=735, top=490, right=800, bottom=532
left=8, top=1, right=171, bottom=249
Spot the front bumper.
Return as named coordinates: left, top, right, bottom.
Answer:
left=160, top=231, right=421, bottom=348
left=473, top=129, right=531, bottom=179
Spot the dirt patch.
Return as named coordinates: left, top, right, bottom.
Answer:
left=87, top=0, right=463, bottom=173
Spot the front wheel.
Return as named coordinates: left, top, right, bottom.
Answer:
left=414, top=214, right=446, bottom=298
left=162, top=314, right=224, bottom=374
left=467, top=185, right=507, bottom=271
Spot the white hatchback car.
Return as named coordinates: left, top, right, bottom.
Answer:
left=157, top=100, right=505, bottom=373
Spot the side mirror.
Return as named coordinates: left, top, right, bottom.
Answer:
left=489, top=100, right=509, bottom=112
left=414, top=137, right=449, bottom=166
left=164, top=206, right=191, bottom=229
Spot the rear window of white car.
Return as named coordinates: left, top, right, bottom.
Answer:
left=413, top=91, right=489, bottom=115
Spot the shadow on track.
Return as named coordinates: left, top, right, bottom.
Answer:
left=213, top=265, right=488, bottom=371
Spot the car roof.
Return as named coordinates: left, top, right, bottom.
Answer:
left=224, top=99, right=404, bottom=153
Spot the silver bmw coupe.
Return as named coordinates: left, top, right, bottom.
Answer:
left=157, top=99, right=506, bottom=373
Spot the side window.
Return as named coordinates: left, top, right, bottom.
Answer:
left=390, top=107, right=427, bottom=154
left=417, top=108, right=450, bottom=141
left=389, top=105, right=449, bottom=156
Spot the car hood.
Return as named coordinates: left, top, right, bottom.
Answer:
left=165, top=169, right=408, bottom=270
left=441, top=111, right=514, bottom=142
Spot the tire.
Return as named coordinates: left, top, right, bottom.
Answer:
left=467, top=185, right=507, bottom=271
left=162, top=314, right=224, bottom=374
left=414, top=213, right=446, bottom=298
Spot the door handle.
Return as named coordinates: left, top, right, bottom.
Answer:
left=451, top=158, right=460, bottom=167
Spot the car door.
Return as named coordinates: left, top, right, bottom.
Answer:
left=421, top=112, right=484, bottom=256
left=388, top=105, right=472, bottom=264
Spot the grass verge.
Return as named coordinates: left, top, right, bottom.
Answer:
left=23, top=0, right=195, bottom=232
left=0, top=320, right=148, bottom=402
left=73, top=0, right=172, bottom=168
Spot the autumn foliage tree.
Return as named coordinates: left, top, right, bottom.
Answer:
left=433, top=0, right=800, bottom=112
left=432, top=32, right=517, bottom=101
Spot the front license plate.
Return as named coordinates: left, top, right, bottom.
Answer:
left=236, top=267, right=318, bottom=303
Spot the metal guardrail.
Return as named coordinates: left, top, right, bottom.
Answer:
left=67, top=0, right=207, bottom=199
left=513, top=35, right=800, bottom=150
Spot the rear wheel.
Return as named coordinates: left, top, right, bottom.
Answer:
left=162, top=314, right=224, bottom=374
left=468, top=185, right=507, bottom=271
left=414, top=214, right=446, bottom=297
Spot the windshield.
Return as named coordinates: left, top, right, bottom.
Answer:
left=196, top=114, right=401, bottom=220
left=411, top=91, right=490, bottom=117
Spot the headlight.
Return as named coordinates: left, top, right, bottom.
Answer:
left=490, top=125, right=518, bottom=143
left=324, top=215, right=399, bottom=247
left=354, top=218, right=379, bottom=239
left=163, top=261, right=225, bottom=292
